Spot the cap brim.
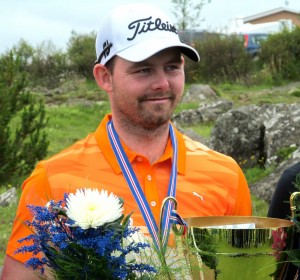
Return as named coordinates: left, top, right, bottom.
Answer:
left=117, top=38, right=200, bottom=62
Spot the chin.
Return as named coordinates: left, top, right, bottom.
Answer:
left=142, top=115, right=171, bottom=129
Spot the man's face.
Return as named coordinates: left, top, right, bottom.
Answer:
left=108, top=48, right=185, bottom=130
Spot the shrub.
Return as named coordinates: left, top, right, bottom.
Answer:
left=67, top=31, right=96, bottom=80
left=0, top=50, right=49, bottom=186
left=30, top=41, right=69, bottom=89
left=184, top=34, right=256, bottom=84
left=259, top=27, right=300, bottom=83
left=276, top=146, right=298, bottom=163
left=12, top=40, right=70, bottom=89
left=291, top=89, right=300, bottom=97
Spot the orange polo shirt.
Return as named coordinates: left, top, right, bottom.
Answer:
left=6, top=113, right=252, bottom=263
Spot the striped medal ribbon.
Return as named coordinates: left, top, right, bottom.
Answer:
left=107, top=120, right=178, bottom=251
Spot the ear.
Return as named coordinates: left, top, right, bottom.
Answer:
left=181, top=55, right=185, bottom=66
left=93, top=64, right=113, bottom=92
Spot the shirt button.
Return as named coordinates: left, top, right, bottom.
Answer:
left=150, top=201, right=156, bottom=207
left=147, top=175, right=152, bottom=181
left=136, top=157, right=142, bottom=162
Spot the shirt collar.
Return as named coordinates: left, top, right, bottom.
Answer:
left=95, top=114, right=186, bottom=175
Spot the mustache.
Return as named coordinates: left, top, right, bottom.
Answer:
left=138, top=92, right=175, bottom=102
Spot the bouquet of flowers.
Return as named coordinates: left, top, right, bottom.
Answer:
left=15, top=188, right=156, bottom=279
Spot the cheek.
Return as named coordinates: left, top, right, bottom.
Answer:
left=172, top=75, right=185, bottom=96
left=111, top=78, right=139, bottom=105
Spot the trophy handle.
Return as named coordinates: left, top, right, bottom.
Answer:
left=160, top=196, right=185, bottom=237
left=290, top=192, right=300, bottom=219
left=160, top=197, right=203, bottom=280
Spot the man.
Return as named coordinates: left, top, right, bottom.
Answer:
left=268, top=162, right=300, bottom=280
left=2, top=3, right=252, bottom=279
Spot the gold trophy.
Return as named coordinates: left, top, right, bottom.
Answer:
left=160, top=195, right=298, bottom=280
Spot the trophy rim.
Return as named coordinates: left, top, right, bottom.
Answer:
left=185, top=215, right=294, bottom=229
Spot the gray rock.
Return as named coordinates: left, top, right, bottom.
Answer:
left=0, top=187, right=17, bottom=207
left=199, top=100, right=233, bottom=122
left=207, top=103, right=300, bottom=168
left=211, top=108, right=265, bottom=168
left=182, top=84, right=219, bottom=103
left=250, top=148, right=300, bottom=202
left=172, top=100, right=233, bottom=125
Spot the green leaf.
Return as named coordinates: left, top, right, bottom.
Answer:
left=283, top=249, right=300, bottom=267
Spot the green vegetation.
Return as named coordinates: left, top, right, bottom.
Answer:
left=175, top=102, right=200, bottom=113
left=260, top=27, right=300, bottom=82
left=45, top=103, right=110, bottom=156
left=217, top=83, right=300, bottom=107
left=6, top=26, right=300, bottom=89
left=291, top=89, right=300, bottom=97
left=251, top=195, right=269, bottom=217
left=0, top=50, right=48, bottom=186
left=276, top=146, right=298, bottom=163
left=181, top=123, right=214, bottom=139
left=244, top=166, right=275, bottom=185
left=0, top=200, right=18, bottom=262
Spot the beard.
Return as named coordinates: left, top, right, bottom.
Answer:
left=112, top=92, right=179, bottom=131
left=135, top=92, right=178, bottom=129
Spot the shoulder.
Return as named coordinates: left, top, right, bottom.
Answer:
left=28, top=132, right=104, bottom=186
left=284, top=162, right=300, bottom=176
left=182, top=133, right=236, bottom=163
left=280, top=162, right=300, bottom=185
left=44, top=132, right=100, bottom=165
left=22, top=131, right=109, bottom=200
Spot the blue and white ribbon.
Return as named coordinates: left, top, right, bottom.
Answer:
left=107, top=120, right=179, bottom=251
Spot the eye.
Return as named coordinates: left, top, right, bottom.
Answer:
left=165, top=64, right=180, bottom=71
left=136, top=67, right=151, bottom=74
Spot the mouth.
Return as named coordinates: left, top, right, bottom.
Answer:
left=140, top=94, right=174, bottom=103
left=144, top=97, right=170, bottom=102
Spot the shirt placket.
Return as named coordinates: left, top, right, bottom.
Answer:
left=144, top=167, right=160, bottom=223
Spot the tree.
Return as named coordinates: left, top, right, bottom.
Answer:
left=11, top=39, right=69, bottom=89
left=171, top=0, right=211, bottom=30
left=12, top=39, right=34, bottom=72
left=67, top=31, right=96, bottom=79
left=0, top=50, right=49, bottom=186
left=30, top=40, right=69, bottom=89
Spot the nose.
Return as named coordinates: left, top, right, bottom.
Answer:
left=151, top=70, right=170, bottom=92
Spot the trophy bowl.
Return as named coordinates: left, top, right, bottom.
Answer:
left=185, top=216, right=294, bottom=280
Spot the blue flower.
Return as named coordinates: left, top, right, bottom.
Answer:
left=16, top=189, right=156, bottom=279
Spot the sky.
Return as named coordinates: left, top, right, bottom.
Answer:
left=1, top=0, right=300, bottom=54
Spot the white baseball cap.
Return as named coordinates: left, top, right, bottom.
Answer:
left=95, top=3, right=200, bottom=65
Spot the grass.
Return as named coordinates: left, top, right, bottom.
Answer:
left=0, top=184, right=20, bottom=265
left=181, top=123, right=214, bottom=139
left=251, top=195, right=269, bottom=217
left=174, top=101, right=199, bottom=113
left=0, top=203, right=18, bottom=261
left=45, top=102, right=110, bottom=156
left=216, top=82, right=300, bottom=107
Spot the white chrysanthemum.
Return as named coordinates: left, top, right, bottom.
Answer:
left=65, top=188, right=123, bottom=229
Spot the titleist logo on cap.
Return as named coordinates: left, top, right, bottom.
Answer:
left=127, top=16, right=177, bottom=41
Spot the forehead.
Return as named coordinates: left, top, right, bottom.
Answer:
left=116, top=47, right=182, bottom=66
